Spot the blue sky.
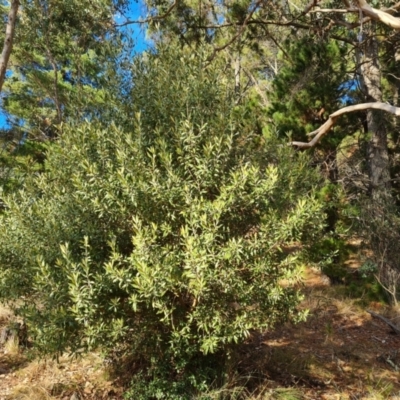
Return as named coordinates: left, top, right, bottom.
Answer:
left=0, top=0, right=149, bottom=130
left=0, top=110, right=7, bottom=130
left=120, top=0, right=149, bottom=52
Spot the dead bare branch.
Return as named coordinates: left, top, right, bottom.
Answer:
left=356, top=0, right=400, bottom=30
left=291, top=102, right=400, bottom=149
left=308, top=8, right=358, bottom=13
left=303, top=0, right=400, bottom=31
left=303, top=0, right=320, bottom=15
left=367, top=310, right=400, bottom=334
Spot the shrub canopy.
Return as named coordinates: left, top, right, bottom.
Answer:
left=0, top=46, right=325, bottom=392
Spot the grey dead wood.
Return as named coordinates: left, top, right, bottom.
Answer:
left=367, top=309, right=400, bottom=335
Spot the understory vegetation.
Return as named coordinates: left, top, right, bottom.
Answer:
left=1, top=48, right=327, bottom=398
left=1, top=0, right=400, bottom=398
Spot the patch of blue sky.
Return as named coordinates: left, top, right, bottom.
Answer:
left=0, top=0, right=150, bottom=130
left=116, top=0, right=152, bottom=53
left=0, top=70, right=12, bottom=129
left=0, top=108, right=9, bottom=130
left=339, top=79, right=358, bottom=105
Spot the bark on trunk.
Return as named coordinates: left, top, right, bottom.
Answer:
left=360, top=31, right=391, bottom=199
left=393, top=48, right=400, bottom=135
left=359, top=27, right=400, bottom=304
left=0, top=0, right=19, bottom=94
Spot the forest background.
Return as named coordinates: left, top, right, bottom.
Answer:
left=1, top=0, right=400, bottom=398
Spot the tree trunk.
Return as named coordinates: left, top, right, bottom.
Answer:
left=0, top=0, right=19, bottom=94
left=360, top=31, right=390, bottom=199
left=359, top=26, right=400, bottom=304
left=326, top=149, right=339, bottom=232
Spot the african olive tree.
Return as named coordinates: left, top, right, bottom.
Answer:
left=0, top=46, right=325, bottom=397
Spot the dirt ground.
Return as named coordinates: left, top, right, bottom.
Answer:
left=0, top=266, right=400, bottom=399
left=253, top=268, right=400, bottom=399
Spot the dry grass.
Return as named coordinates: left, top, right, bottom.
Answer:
left=9, top=385, right=54, bottom=400
left=0, top=301, right=117, bottom=398
left=265, top=388, right=303, bottom=400
left=0, top=349, right=118, bottom=399
left=4, top=335, right=20, bottom=355
left=0, top=304, right=14, bottom=324
left=194, top=377, right=304, bottom=400
left=225, top=266, right=400, bottom=399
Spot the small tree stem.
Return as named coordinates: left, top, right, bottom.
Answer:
left=0, top=0, right=19, bottom=94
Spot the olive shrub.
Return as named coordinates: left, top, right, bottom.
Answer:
left=0, top=46, right=325, bottom=397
